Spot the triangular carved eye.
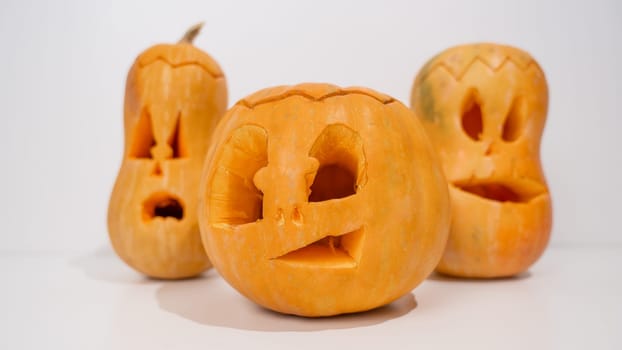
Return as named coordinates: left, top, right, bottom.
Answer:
left=461, top=89, right=483, bottom=141
left=308, top=124, right=366, bottom=202
left=169, top=113, right=187, bottom=158
left=128, top=109, right=155, bottom=158
left=502, top=97, right=525, bottom=142
left=209, top=125, right=268, bottom=226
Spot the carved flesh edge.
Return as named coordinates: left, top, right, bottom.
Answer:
left=208, top=125, right=268, bottom=226
left=273, top=227, right=365, bottom=269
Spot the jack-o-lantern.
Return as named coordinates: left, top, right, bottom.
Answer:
left=410, top=43, right=552, bottom=278
left=198, top=83, right=450, bottom=316
left=108, top=24, right=227, bottom=279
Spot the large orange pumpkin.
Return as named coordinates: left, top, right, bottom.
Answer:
left=411, top=43, right=552, bottom=278
left=108, top=24, right=227, bottom=279
left=198, top=83, right=451, bottom=316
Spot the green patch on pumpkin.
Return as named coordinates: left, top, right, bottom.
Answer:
left=418, top=79, right=439, bottom=122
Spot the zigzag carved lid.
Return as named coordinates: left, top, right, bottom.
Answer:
left=237, top=83, right=395, bottom=109
left=418, top=43, right=544, bottom=82
left=136, top=43, right=224, bottom=79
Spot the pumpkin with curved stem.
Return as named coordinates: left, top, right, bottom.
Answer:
left=108, top=24, right=227, bottom=279
left=199, top=83, right=451, bottom=316
left=411, top=43, right=552, bottom=278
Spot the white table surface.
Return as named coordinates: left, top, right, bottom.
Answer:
left=1, top=244, right=620, bottom=349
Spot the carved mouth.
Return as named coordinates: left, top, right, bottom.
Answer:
left=452, top=180, right=546, bottom=203
left=273, top=227, right=365, bottom=268
left=143, top=192, right=185, bottom=221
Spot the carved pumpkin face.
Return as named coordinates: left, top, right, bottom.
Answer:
left=199, top=83, right=450, bottom=316
left=108, top=41, right=227, bottom=279
left=411, top=43, right=552, bottom=278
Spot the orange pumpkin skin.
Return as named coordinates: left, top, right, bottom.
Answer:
left=108, top=30, right=227, bottom=279
left=411, top=43, right=552, bottom=278
left=199, top=83, right=451, bottom=316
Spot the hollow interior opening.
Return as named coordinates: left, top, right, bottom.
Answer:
left=462, top=92, right=483, bottom=141
left=143, top=193, right=184, bottom=221
left=502, top=97, right=524, bottom=142
left=209, top=125, right=268, bottom=226
left=308, top=124, right=365, bottom=202
left=455, top=183, right=523, bottom=203
left=309, top=164, right=356, bottom=202
left=154, top=199, right=184, bottom=219
left=274, top=228, right=365, bottom=268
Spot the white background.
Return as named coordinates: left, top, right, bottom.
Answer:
left=1, top=0, right=620, bottom=252
left=1, top=1, right=621, bottom=349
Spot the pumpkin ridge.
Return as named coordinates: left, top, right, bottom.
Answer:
left=137, top=57, right=224, bottom=79
left=237, top=89, right=396, bottom=109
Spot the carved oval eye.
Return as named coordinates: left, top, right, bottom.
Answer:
left=308, top=124, right=366, bottom=202
left=208, top=125, right=268, bottom=225
left=461, top=90, right=483, bottom=141
left=502, top=97, right=525, bottom=142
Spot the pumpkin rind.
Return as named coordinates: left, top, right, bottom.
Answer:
left=199, top=83, right=450, bottom=316
left=411, top=43, right=552, bottom=278
left=108, top=33, right=227, bottom=279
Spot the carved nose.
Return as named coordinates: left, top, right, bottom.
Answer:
left=484, top=141, right=493, bottom=156
left=274, top=206, right=304, bottom=226
left=291, top=206, right=303, bottom=225
left=150, top=144, right=173, bottom=160
left=484, top=139, right=503, bottom=156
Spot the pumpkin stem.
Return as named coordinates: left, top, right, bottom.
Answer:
left=179, top=22, right=204, bottom=44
